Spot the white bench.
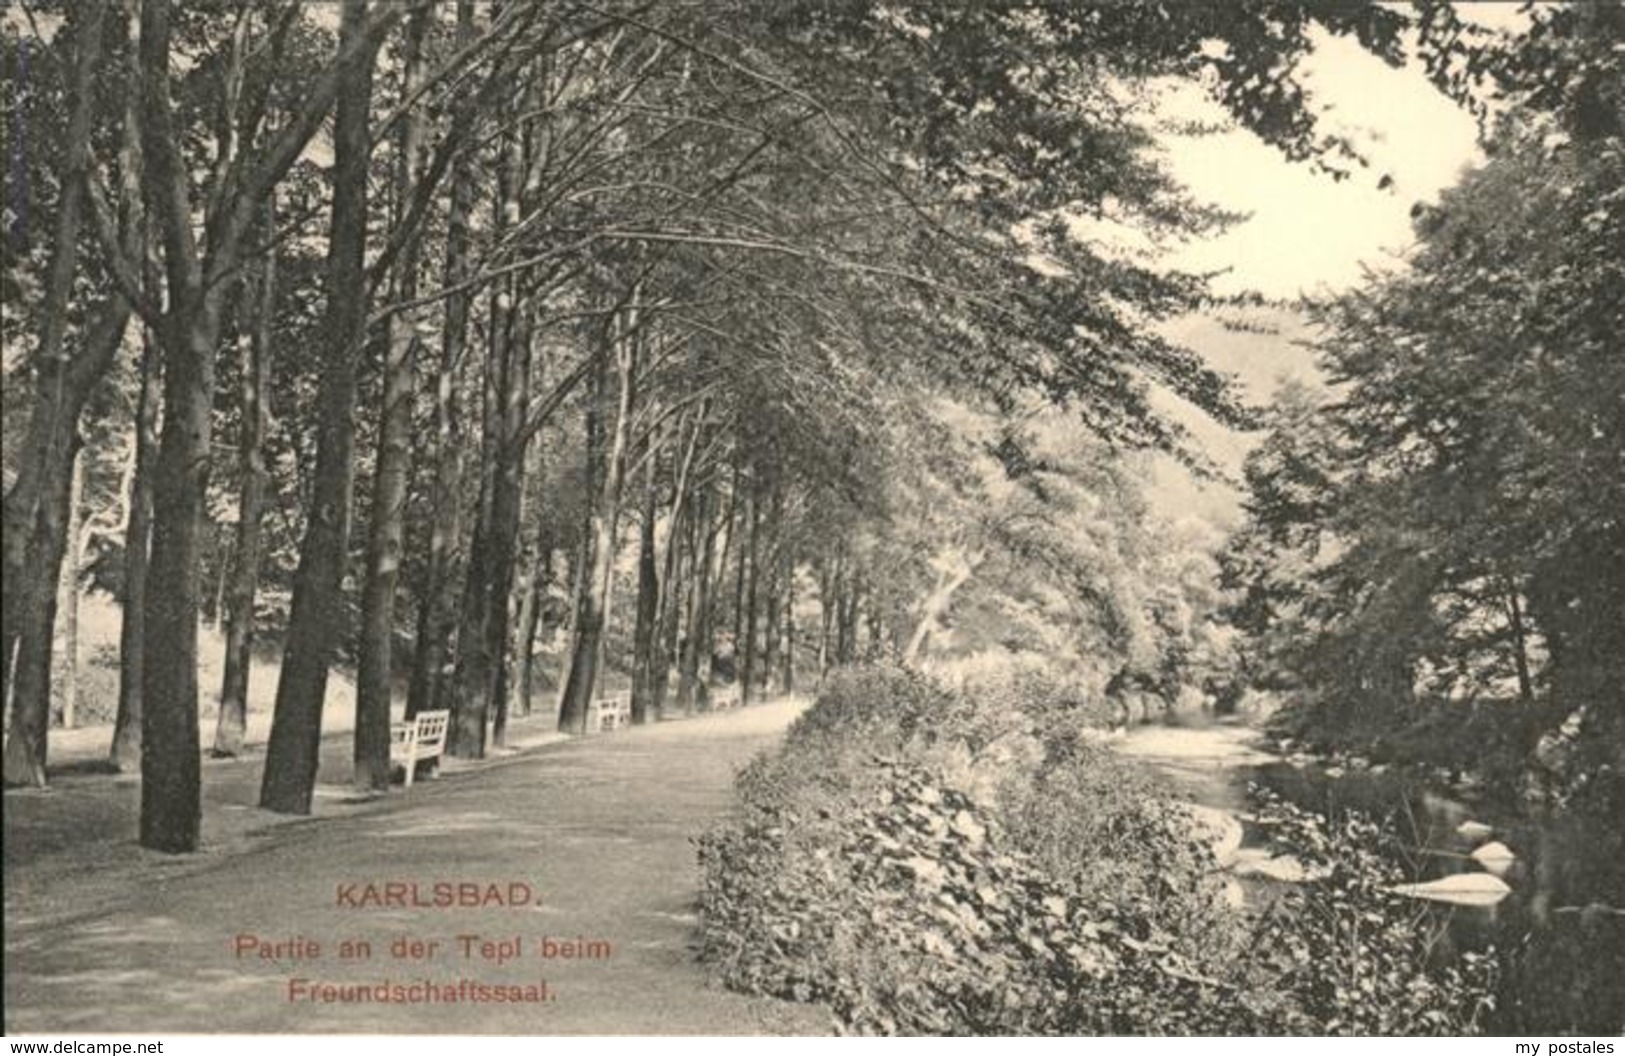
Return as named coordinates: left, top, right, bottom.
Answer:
left=586, top=693, right=631, bottom=733
left=710, top=686, right=742, bottom=711
left=390, top=709, right=449, bottom=787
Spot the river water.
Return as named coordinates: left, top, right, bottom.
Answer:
left=1118, top=719, right=1625, bottom=1035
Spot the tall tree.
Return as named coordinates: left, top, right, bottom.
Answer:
left=406, top=0, right=478, bottom=723
left=261, top=0, right=385, bottom=815
left=214, top=223, right=275, bottom=758
left=629, top=435, right=662, bottom=724
left=557, top=287, right=639, bottom=731
left=1224, top=58, right=1624, bottom=786
left=447, top=93, right=529, bottom=759
left=355, top=4, right=432, bottom=791
left=114, top=0, right=399, bottom=850
left=1, top=0, right=124, bottom=787
left=110, top=325, right=159, bottom=772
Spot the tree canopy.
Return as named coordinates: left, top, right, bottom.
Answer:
left=4, top=0, right=1613, bottom=846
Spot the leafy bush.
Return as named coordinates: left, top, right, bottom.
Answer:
left=698, top=663, right=1499, bottom=1035
left=939, top=650, right=1121, bottom=733
left=1235, top=791, right=1499, bottom=1035
left=782, top=664, right=963, bottom=754
left=997, top=735, right=1240, bottom=967
left=699, top=753, right=1242, bottom=1034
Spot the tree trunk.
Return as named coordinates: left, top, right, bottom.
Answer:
left=58, top=456, right=85, bottom=730
left=677, top=486, right=714, bottom=713
left=3, top=301, right=132, bottom=784
left=211, top=531, right=230, bottom=627
left=630, top=448, right=661, bottom=724
left=649, top=408, right=703, bottom=719
left=135, top=0, right=219, bottom=853
left=558, top=295, right=638, bottom=731
left=557, top=353, right=608, bottom=734
left=111, top=327, right=159, bottom=772
left=261, top=0, right=376, bottom=815
left=834, top=561, right=849, bottom=665
left=759, top=487, right=785, bottom=698
left=484, top=287, right=532, bottom=751
left=759, top=561, right=778, bottom=698
left=710, top=470, right=736, bottom=652
left=652, top=513, right=684, bottom=719
left=760, top=564, right=780, bottom=698
left=2, top=438, right=80, bottom=787
left=140, top=286, right=221, bottom=849
left=515, top=529, right=551, bottom=718
left=740, top=486, right=763, bottom=704
left=781, top=568, right=795, bottom=694
left=445, top=265, right=507, bottom=756
left=729, top=472, right=749, bottom=664
left=214, top=234, right=275, bottom=758
left=486, top=64, right=555, bottom=750
left=866, top=588, right=884, bottom=658
left=837, top=565, right=859, bottom=665
left=903, top=552, right=978, bottom=665
left=817, top=558, right=833, bottom=682
left=405, top=7, right=477, bottom=724
left=501, top=507, right=535, bottom=726
left=449, top=462, right=496, bottom=753
left=354, top=7, right=430, bottom=790
left=449, top=114, right=529, bottom=758
left=1506, top=583, right=1535, bottom=706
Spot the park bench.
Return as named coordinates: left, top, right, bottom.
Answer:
left=587, top=693, right=632, bottom=733
left=710, top=686, right=742, bottom=711
left=390, top=709, right=449, bottom=788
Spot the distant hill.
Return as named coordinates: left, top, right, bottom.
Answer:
left=1143, top=307, right=1324, bottom=538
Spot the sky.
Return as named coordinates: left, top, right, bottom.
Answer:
left=1155, top=3, right=1533, bottom=300
left=1138, top=3, right=1536, bottom=530
left=1159, top=44, right=1477, bottom=299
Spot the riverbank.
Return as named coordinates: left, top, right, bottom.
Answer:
left=1115, top=716, right=1625, bottom=1035
left=1257, top=692, right=1625, bottom=820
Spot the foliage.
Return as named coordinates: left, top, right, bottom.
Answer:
left=782, top=664, right=962, bottom=755
left=0, top=0, right=1606, bottom=869
left=1238, top=791, right=1499, bottom=1035
left=700, top=689, right=1239, bottom=1033
left=699, top=665, right=1497, bottom=1034
left=997, top=735, right=1237, bottom=963
left=1221, top=99, right=1625, bottom=798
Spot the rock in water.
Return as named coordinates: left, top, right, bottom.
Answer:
left=1469, top=840, right=1517, bottom=877
left=1387, top=872, right=1512, bottom=907
left=1180, top=803, right=1243, bottom=866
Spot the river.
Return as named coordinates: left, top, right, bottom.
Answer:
left=1118, top=718, right=1625, bottom=1035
